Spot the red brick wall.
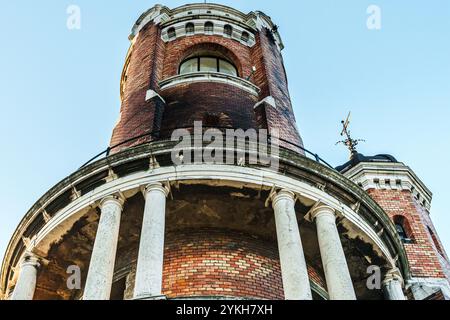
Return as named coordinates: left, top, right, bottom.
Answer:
left=159, top=82, right=259, bottom=137
left=251, top=29, right=303, bottom=151
left=162, top=229, right=284, bottom=299
left=161, top=229, right=326, bottom=299
left=110, top=23, right=166, bottom=149
left=368, top=189, right=448, bottom=279
left=162, top=36, right=254, bottom=79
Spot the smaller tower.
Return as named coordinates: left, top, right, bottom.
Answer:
left=337, top=153, right=450, bottom=300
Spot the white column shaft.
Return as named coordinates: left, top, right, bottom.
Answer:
left=84, top=196, right=124, bottom=300
left=273, top=190, right=312, bottom=300
left=11, top=255, right=40, bottom=300
left=383, top=278, right=406, bottom=300
left=313, top=207, right=356, bottom=300
left=133, top=184, right=168, bottom=299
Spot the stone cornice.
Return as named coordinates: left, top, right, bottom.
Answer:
left=342, top=162, right=432, bottom=211
left=130, top=4, right=284, bottom=49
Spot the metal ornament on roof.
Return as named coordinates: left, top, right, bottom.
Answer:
left=336, top=112, right=366, bottom=159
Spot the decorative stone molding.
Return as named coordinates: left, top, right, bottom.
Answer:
left=254, top=96, right=276, bottom=110
left=161, top=19, right=256, bottom=47
left=130, top=5, right=170, bottom=38
left=406, top=277, right=450, bottom=300
left=342, top=162, right=432, bottom=211
left=383, top=268, right=404, bottom=286
left=145, top=89, right=165, bottom=103
left=159, top=72, right=260, bottom=95
left=100, top=193, right=126, bottom=210
left=305, top=202, right=337, bottom=222
left=141, top=182, right=170, bottom=198
left=129, top=4, right=284, bottom=50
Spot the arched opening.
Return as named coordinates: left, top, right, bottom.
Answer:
left=224, top=24, right=233, bottom=37
left=175, top=42, right=243, bottom=78
left=185, top=23, right=194, bottom=35
left=168, top=27, right=176, bottom=39
left=241, top=31, right=249, bottom=43
left=393, top=216, right=413, bottom=244
left=204, top=22, right=214, bottom=34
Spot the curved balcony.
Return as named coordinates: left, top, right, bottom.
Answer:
left=1, top=134, right=410, bottom=300
left=159, top=72, right=260, bottom=96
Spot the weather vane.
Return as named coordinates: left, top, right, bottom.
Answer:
left=336, top=112, right=365, bottom=159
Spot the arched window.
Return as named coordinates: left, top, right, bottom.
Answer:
left=185, top=23, right=194, bottom=35
left=167, top=27, right=176, bottom=39
left=179, top=56, right=238, bottom=77
left=393, top=216, right=413, bottom=243
left=204, top=22, right=214, bottom=34
left=427, top=226, right=444, bottom=256
left=241, top=31, right=249, bottom=43
left=224, top=24, right=233, bottom=37
left=395, top=223, right=408, bottom=242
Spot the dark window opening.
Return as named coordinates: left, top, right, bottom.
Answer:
left=241, top=31, right=250, bottom=43
left=393, top=216, right=413, bottom=244
left=186, top=23, right=195, bottom=35
left=110, top=277, right=127, bottom=300
left=224, top=25, right=233, bottom=37
left=205, top=22, right=214, bottom=33
left=179, top=56, right=238, bottom=77
left=168, top=27, right=176, bottom=39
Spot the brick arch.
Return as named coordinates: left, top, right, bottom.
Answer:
left=162, top=36, right=253, bottom=79
left=178, top=42, right=243, bottom=76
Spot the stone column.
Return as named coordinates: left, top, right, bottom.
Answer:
left=383, top=269, right=406, bottom=300
left=84, top=194, right=125, bottom=300
left=308, top=204, right=356, bottom=300
left=272, top=190, right=312, bottom=300
left=133, top=183, right=169, bottom=300
left=11, top=252, right=41, bottom=300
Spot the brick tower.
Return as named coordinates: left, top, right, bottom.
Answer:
left=110, top=3, right=303, bottom=153
left=1, top=3, right=444, bottom=301
left=338, top=154, right=450, bottom=299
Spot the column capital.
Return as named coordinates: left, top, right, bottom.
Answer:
left=383, top=268, right=404, bottom=287
left=20, top=251, right=41, bottom=269
left=100, top=193, right=126, bottom=209
left=305, top=202, right=337, bottom=222
left=142, top=182, right=169, bottom=198
left=271, top=189, right=296, bottom=208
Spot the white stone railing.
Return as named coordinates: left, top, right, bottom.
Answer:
left=159, top=72, right=260, bottom=95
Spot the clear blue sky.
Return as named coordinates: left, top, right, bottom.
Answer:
left=1, top=1, right=449, bottom=262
